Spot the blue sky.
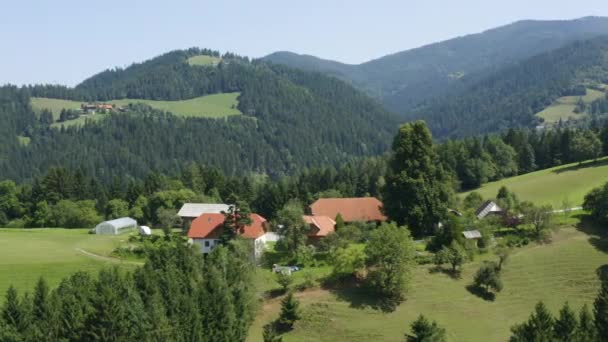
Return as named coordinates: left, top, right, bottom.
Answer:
left=1, top=0, right=607, bottom=86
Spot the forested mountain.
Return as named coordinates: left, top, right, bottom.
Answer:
left=409, top=36, right=608, bottom=138
left=0, top=49, right=399, bottom=182
left=263, top=17, right=608, bottom=114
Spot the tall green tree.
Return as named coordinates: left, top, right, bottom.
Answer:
left=274, top=200, right=309, bottom=256
left=510, top=301, right=554, bottom=342
left=222, top=195, right=252, bottom=244
left=365, top=222, right=415, bottom=309
left=383, top=121, right=453, bottom=237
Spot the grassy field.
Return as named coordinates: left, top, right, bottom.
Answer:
left=536, top=88, right=606, bottom=123
left=30, top=97, right=82, bottom=120
left=461, top=158, right=608, bottom=207
left=32, top=92, right=242, bottom=127
left=0, top=228, right=137, bottom=299
left=187, top=55, right=222, bottom=66
left=248, top=221, right=608, bottom=341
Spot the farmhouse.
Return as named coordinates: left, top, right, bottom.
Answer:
left=95, top=217, right=137, bottom=235
left=309, top=197, right=387, bottom=222
left=303, top=215, right=336, bottom=241
left=187, top=213, right=279, bottom=259
left=177, top=203, right=230, bottom=227
left=81, top=103, right=115, bottom=114
left=476, top=200, right=504, bottom=219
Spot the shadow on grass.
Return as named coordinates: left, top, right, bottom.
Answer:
left=321, top=276, right=397, bottom=313
left=466, top=284, right=496, bottom=301
left=264, top=288, right=287, bottom=299
left=428, top=266, right=462, bottom=279
left=574, top=214, right=608, bottom=254
left=551, top=158, right=608, bottom=174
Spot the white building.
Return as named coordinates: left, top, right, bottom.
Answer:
left=95, top=217, right=137, bottom=235
left=187, top=212, right=278, bottom=259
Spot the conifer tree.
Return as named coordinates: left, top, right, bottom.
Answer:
left=577, top=304, right=597, bottom=341
left=406, top=314, right=447, bottom=342
left=594, top=280, right=608, bottom=339
left=554, top=302, right=577, bottom=341
left=277, top=292, right=300, bottom=330
left=1, top=286, right=25, bottom=333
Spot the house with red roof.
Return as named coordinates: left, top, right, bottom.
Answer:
left=309, top=197, right=387, bottom=223
left=187, top=212, right=279, bottom=258
left=303, top=215, right=336, bottom=241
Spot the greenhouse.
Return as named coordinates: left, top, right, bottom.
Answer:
left=94, top=217, right=137, bottom=235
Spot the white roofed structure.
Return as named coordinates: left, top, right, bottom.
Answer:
left=177, top=203, right=230, bottom=219
left=95, top=217, right=137, bottom=235
left=462, top=230, right=482, bottom=239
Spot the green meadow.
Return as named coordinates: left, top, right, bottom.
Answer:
left=535, top=88, right=606, bottom=123
left=187, top=55, right=222, bottom=66
left=32, top=92, right=242, bottom=128
left=0, top=228, right=137, bottom=299
left=461, top=158, right=608, bottom=207
left=248, top=222, right=608, bottom=341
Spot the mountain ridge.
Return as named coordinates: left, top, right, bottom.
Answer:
left=263, top=16, right=608, bottom=114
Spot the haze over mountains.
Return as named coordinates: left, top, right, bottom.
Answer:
left=263, top=17, right=608, bottom=115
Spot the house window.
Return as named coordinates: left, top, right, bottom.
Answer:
left=204, top=241, right=210, bottom=247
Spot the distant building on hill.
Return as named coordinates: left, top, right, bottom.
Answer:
left=475, top=200, right=504, bottom=219
left=81, top=103, right=116, bottom=114
left=309, top=197, right=387, bottom=223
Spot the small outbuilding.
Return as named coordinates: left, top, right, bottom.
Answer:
left=95, top=217, right=137, bottom=235
left=462, top=230, right=482, bottom=240
left=475, top=200, right=504, bottom=219
left=139, top=225, right=152, bottom=236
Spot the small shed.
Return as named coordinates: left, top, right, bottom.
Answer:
left=139, top=225, right=152, bottom=236
left=475, top=200, right=504, bottom=219
left=462, top=230, right=482, bottom=240
left=95, top=217, right=137, bottom=235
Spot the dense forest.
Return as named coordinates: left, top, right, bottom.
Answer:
left=2, top=118, right=607, bottom=229
left=264, top=17, right=608, bottom=114
left=1, top=50, right=399, bottom=180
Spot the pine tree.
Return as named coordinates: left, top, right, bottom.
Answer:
left=1, top=286, right=25, bottom=332
left=277, top=292, right=300, bottom=330
left=510, top=301, right=554, bottom=342
left=406, top=314, right=447, bottom=342
left=594, top=280, right=608, bottom=339
left=263, top=323, right=283, bottom=342
left=577, top=304, right=597, bottom=341
left=553, top=302, right=577, bottom=341
left=221, top=195, right=252, bottom=244
left=29, top=277, right=53, bottom=340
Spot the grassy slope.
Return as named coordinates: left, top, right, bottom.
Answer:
left=187, top=55, right=222, bottom=66
left=249, top=222, right=608, bottom=341
left=0, top=228, right=135, bottom=298
left=461, top=158, right=608, bottom=207
left=32, top=92, right=242, bottom=127
left=536, top=88, right=606, bottom=123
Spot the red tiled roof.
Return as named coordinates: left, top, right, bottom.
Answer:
left=303, top=215, right=336, bottom=237
left=187, top=213, right=267, bottom=239
left=309, top=197, right=387, bottom=222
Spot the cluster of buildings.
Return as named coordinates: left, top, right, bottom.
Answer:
left=179, top=197, right=386, bottom=259
left=80, top=103, right=125, bottom=114
left=92, top=197, right=503, bottom=257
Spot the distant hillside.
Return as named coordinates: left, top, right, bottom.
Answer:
left=263, top=17, right=608, bottom=114
left=1, top=49, right=399, bottom=181
left=408, top=36, right=608, bottom=138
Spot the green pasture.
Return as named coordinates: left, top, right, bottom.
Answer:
left=536, top=87, right=606, bottom=123
left=187, top=55, right=222, bottom=66
left=461, top=157, right=608, bottom=207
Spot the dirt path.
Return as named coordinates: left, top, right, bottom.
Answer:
left=76, top=248, right=144, bottom=265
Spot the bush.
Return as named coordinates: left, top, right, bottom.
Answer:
left=5, top=218, right=25, bottom=228
left=414, top=253, right=435, bottom=265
